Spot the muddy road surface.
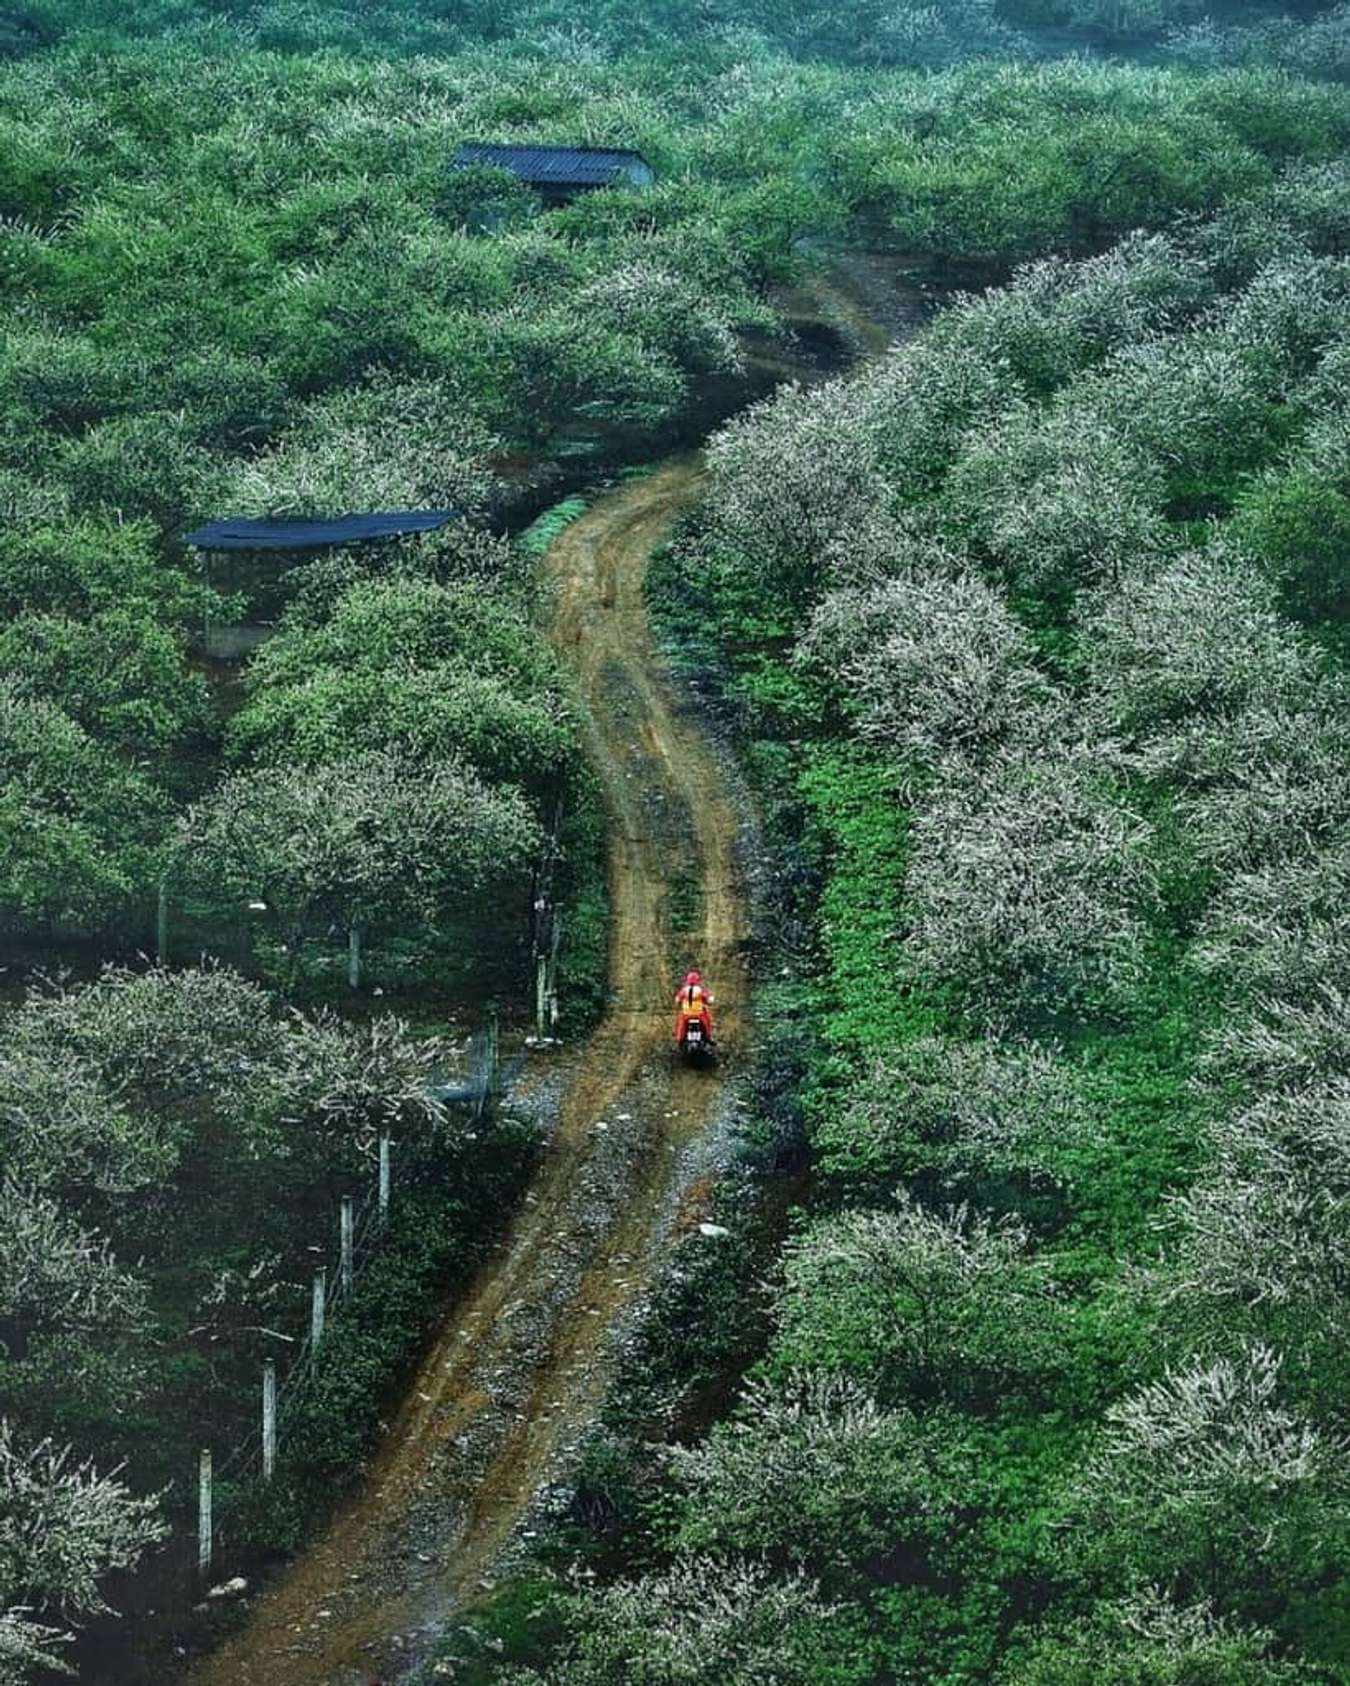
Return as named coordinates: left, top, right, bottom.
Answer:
left=188, top=458, right=745, bottom=1686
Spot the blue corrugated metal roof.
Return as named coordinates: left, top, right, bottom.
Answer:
left=451, top=142, right=651, bottom=187
left=184, top=511, right=460, bottom=552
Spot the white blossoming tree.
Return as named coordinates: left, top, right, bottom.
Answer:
left=699, top=378, right=893, bottom=618
left=1004, top=1591, right=1319, bottom=1684
left=0, top=1185, right=145, bottom=1360
left=903, top=748, right=1158, bottom=1017
left=1079, top=548, right=1316, bottom=740
left=499, top=1557, right=866, bottom=1686
left=227, top=374, right=494, bottom=519
left=1136, top=683, right=1350, bottom=871
left=944, top=404, right=1171, bottom=594
left=1156, top=1083, right=1348, bottom=1406
left=1190, top=838, right=1350, bottom=1005
left=176, top=751, right=541, bottom=986
left=1202, top=984, right=1349, bottom=1094
left=814, top=1034, right=1091, bottom=1184
left=775, top=1198, right=1070, bottom=1406
left=0, top=1422, right=166, bottom=1684
left=800, top=568, right=1062, bottom=775
left=669, top=1371, right=973, bottom=1568
left=1063, top=1345, right=1349, bottom=1598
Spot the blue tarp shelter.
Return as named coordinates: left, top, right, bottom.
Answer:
left=187, top=510, right=462, bottom=656
left=185, top=511, right=460, bottom=552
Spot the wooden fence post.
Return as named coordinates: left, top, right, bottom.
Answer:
left=340, top=1198, right=354, bottom=1296
left=311, top=1267, right=326, bottom=1353
left=262, top=1361, right=277, bottom=1483
left=198, top=1449, right=212, bottom=1578
left=379, top=1137, right=391, bottom=1224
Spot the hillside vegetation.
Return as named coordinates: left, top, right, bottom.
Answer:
left=1, top=2, right=1347, bottom=1683
left=494, top=165, right=1350, bottom=1685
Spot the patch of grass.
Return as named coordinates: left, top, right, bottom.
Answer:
left=520, top=496, right=589, bottom=557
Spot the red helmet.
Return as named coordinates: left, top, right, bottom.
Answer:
left=685, top=970, right=701, bottom=986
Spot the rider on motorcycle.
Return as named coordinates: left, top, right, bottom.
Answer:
left=674, top=970, right=714, bottom=1048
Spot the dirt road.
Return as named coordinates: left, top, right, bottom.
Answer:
left=188, top=458, right=745, bottom=1686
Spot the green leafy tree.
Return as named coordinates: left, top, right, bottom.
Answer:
left=438, top=162, right=539, bottom=233
left=0, top=519, right=205, bottom=628
left=229, top=662, right=576, bottom=791
left=0, top=611, right=212, bottom=756
left=0, top=684, right=167, bottom=927
left=229, top=576, right=575, bottom=791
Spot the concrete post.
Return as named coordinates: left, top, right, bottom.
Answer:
left=262, top=1361, right=277, bottom=1483
left=340, top=1197, right=354, bottom=1296
left=156, top=880, right=170, bottom=967
left=197, top=1449, right=212, bottom=1577
left=311, top=1267, right=326, bottom=1353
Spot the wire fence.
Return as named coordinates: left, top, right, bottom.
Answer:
left=188, top=1019, right=501, bottom=1581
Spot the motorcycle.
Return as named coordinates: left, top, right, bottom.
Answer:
left=675, top=1002, right=714, bottom=1064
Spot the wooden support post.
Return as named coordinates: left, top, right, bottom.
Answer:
left=340, top=1198, right=354, bottom=1296
left=197, top=1449, right=212, bottom=1578
left=262, top=1361, right=277, bottom=1483
left=378, top=1137, right=391, bottom=1224
left=156, top=880, right=170, bottom=967
left=348, top=925, right=361, bottom=991
left=311, top=1267, right=326, bottom=1353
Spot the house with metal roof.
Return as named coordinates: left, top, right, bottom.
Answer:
left=450, top=142, right=654, bottom=205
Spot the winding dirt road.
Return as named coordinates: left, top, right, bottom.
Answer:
left=188, top=459, right=747, bottom=1686
left=186, top=252, right=929, bottom=1686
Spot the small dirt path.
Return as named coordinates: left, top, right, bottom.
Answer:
left=188, top=459, right=743, bottom=1686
